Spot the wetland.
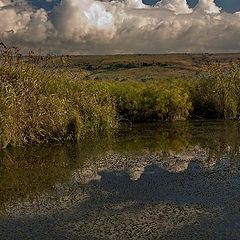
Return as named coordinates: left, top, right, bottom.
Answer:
left=1, top=121, right=240, bottom=239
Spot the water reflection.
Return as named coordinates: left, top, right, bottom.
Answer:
left=1, top=120, right=240, bottom=239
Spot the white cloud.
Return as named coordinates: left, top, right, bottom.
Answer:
left=0, top=0, right=240, bottom=54
left=194, top=0, right=221, bottom=14
left=156, top=0, right=192, bottom=14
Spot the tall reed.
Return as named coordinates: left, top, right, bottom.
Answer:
left=193, top=60, right=240, bottom=119
left=0, top=44, right=116, bottom=147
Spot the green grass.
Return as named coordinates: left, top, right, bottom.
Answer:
left=69, top=53, right=240, bottom=81
left=0, top=63, right=193, bottom=147
left=106, top=80, right=192, bottom=122
left=0, top=64, right=117, bottom=147
left=1, top=44, right=240, bottom=148
left=85, top=66, right=194, bottom=82
left=192, top=61, right=240, bottom=119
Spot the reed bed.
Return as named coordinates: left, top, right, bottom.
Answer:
left=1, top=43, right=240, bottom=147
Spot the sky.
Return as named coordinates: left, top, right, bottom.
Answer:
left=28, top=0, right=240, bottom=13
left=1, top=0, right=240, bottom=54
left=145, top=0, right=240, bottom=12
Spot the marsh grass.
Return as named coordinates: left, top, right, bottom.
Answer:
left=1, top=43, right=240, bottom=148
left=193, top=61, right=240, bottom=119
left=0, top=48, right=117, bottom=147
left=0, top=64, right=192, bottom=147
left=106, top=80, right=192, bottom=122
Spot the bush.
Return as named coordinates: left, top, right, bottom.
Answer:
left=106, top=80, right=192, bottom=122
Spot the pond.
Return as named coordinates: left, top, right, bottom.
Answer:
left=1, top=120, right=240, bottom=239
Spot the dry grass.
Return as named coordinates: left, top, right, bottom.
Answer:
left=0, top=58, right=117, bottom=147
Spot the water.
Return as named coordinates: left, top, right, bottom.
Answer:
left=1, top=120, right=240, bottom=239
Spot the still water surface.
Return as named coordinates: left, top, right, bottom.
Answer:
left=1, top=120, right=240, bottom=239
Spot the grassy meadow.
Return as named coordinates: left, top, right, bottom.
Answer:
left=0, top=43, right=240, bottom=147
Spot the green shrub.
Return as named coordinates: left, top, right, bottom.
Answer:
left=106, top=80, right=192, bottom=122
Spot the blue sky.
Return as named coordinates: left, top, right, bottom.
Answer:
left=29, top=0, right=240, bottom=13
left=145, top=0, right=240, bottom=12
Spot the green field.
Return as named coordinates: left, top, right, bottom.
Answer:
left=68, top=53, right=240, bottom=81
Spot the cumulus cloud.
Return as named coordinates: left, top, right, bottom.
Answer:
left=194, top=0, right=221, bottom=14
left=156, top=0, right=192, bottom=14
left=0, top=0, right=240, bottom=54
